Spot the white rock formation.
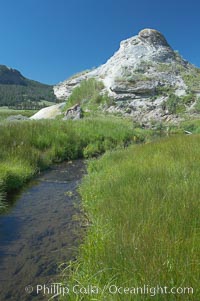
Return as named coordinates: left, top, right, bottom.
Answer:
left=34, top=28, right=199, bottom=122
left=54, top=29, right=188, bottom=102
left=30, top=103, right=65, bottom=120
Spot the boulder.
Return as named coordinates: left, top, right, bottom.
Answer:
left=63, top=104, right=82, bottom=120
left=6, top=114, right=29, bottom=121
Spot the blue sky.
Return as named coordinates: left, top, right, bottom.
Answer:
left=0, top=0, right=200, bottom=85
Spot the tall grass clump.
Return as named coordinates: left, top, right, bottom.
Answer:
left=180, top=119, right=200, bottom=134
left=0, top=117, right=139, bottom=207
left=64, top=78, right=113, bottom=111
left=62, top=135, right=200, bottom=300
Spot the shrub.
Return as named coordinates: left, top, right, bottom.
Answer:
left=165, top=94, right=185, bottom=114
left=181, top=69, right=200, bottom=92
left=64, top=78, right=106, bottom=110
left=181, top=93, right=196, bottom=105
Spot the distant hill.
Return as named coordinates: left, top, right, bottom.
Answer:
left=0, top=65, right=56, bottom=109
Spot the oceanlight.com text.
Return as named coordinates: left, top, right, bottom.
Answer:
left=25, top=283, right=194, bottom=298
left=108, top=284, right=194, bottom=296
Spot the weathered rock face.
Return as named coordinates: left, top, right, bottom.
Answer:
left=138, top=29, right=171, bottom=48
left=54, top=29, right=181, bottom=100
left=63, top=104, right=82, bottom=120
left=51, top=28, right=200, bottom=123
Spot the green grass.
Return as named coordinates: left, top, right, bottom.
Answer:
left=194, top=97, right=200, bottom=113
left=63, top=78, right=113, bottom=112
left=178, top=119, right=200, bottom=134
left=0, top=108, right=37, bottom=121
left=164, top=93, right=186, bottom=114
left=61, top=135, right=200, bottom=300
left=0, top=117, right=150, bottom=212
left=182, top=68, right=200, bottom=92
left=160, top=93, right=197, bottom=115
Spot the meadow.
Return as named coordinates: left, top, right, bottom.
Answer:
left=0, top=108, right=37, bottom=121
left=60, top=135, right=200, bottom=301
left=0, top=108, right=199, bottom=300
left=0, top=116, right=145, bottom=211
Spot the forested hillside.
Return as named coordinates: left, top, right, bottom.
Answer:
left=0, top=65, right=56, bottom=108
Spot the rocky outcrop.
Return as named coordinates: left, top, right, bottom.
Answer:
left=54, top=28, right=185, bottom=102
left=34, top=28, right=199, bottom=123
left=63, top=104, right=82, bottom=120
left=138, top=29, right=171, bottom=48
left=6, top=115, right=30, bottom=121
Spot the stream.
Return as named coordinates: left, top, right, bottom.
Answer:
left=0, top=160, right=86, bottom=301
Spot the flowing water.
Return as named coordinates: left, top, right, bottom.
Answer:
left=0, top=160, right=86, bottom=301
